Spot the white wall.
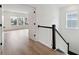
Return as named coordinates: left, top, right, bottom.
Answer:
left=2, top=4, right=37, bottom=42
left=0, top=7, right=2, bottom=54
left=2, top=4, right=72, bottom=54
left=59, top=5, right=79, bottom=54
left=3, top=11, right=28, bottom=30
left=2, top=4, right=37, bottom=54
left=2, top=4, right=34, bottom=31
left=28, top=9, right=38, bottom=40
left=31, top=4, right=68, bottom=54
left=35, top=5, right=60, bottom=48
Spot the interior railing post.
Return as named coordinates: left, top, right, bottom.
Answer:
left=52, top=25, right=56, bottom=49
left=67, top=43, right=69, bottom=54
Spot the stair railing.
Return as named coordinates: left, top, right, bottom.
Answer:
left=38, top=24, right=69, bottom=54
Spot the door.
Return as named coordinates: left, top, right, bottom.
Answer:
left=0, top=5, right=2, bottom=55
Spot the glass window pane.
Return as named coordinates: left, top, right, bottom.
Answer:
left=67, top=20, right=77, bottom=27
left=18, top=17, right=24, bottom=25
left=11, top=16, right=17, bottom=25
left=66, top=11, right=79, bottom=28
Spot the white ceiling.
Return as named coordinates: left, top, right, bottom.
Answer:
left=2, top=4, right=34, bottom=14
left=29, top=4, right=70, bottom=8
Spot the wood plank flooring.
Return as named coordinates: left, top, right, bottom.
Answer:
left=3, top=29, right=65, bottom=55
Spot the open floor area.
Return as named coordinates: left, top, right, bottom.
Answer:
left=0, top=4, right=79, bottom=55
left=2, top=29, right=64, bottom=55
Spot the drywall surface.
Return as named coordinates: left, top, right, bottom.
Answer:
left=59, top=5, right=79, bottom=54
left=2, top=4, right=38, bottom=42
left=0, top=7, right=2, bottom=55
left=3, top=11, right=28, bottom=30
left=2, top=4, right=34, bottom=31
left=35, top=5, right=59, bottom=48
left=34, top=5, right=68, bottom=54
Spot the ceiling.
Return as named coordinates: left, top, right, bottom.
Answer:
left=29, top=4, right=71, bottom=8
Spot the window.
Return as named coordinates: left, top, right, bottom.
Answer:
left=25, top=18, right=28, bottom=25
left=18, top=17, right=24, bottom=25
left=66, top=11, right=79, bottom=29
left=10, top=16, right=28, bottom=26
left=11, top=16, right=17, bottom=25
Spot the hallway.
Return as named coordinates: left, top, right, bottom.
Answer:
left=0, top=4, right=78, bottom=55
left=2, top=29, right=64, bottom=55
left=3, top=29, right=38, bottom=55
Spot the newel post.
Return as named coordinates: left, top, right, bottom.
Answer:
left=52, top=25, right=56, bottom=49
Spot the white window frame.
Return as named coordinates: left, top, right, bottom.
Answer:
left=10, top=16, right=28, bottom=26
left=66, top=11, right=79, bottom=29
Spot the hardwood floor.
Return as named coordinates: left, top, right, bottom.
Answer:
left=29, top=39, right=65, bottom=55
left=3, top=29, right=65, bottom=55
left=3, top=29, right=38, bottom=55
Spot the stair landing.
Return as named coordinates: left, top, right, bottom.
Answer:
left=29, top=39, right=65, bottom=55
